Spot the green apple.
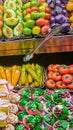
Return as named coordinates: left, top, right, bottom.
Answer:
left=42, top=2, right=48, bottom=7
left=30, top=1, right=38, bottom=7
left=23, top=2, right=30, bottom=9
left=39, top=6, right=45, bottom=12
left=40, top=12, right=45, bottom=18
left=31, top=11, right=40, bottom=20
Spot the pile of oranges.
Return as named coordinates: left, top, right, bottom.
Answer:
left=0, top=4, right=4, bottom=38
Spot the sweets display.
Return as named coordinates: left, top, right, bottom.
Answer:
left=46, top=64, right=73, bottom=89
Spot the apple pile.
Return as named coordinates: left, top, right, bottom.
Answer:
left=0, top=4, right=4, bottom=38
left=22, top=0, right=51, bottom=36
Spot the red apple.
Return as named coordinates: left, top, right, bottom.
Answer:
left=25, top=8, right=31, bottom=14
left=41, top=25, right=49, bottom=35
left=45, top=7, right=51, bottom=13
left=45, top=13, right=51, bottom=19
left=31, top=6, right=38, bottom=12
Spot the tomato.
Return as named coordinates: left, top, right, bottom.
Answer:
left=68, top=82, right=73, bottom=89
left=56, top=81, right=66, bottom=89
left=62, top=74, right=73, bottom=84
left=31, top=6, right=38, bottom=12
left=53, top=64, right=60, bottom=72
left=52, top=72, right=61, bottom=81
left=69, top=65, right=73, bottom=73
left=59, top=65, right=69, bottom=75
left=41, top=25, right=49, bottom=35
left=47, top=71, right=53, bottom=79
left=44, top=19, right=49, bottom=25
left=48, top=64, right=54, bottom=71
left=46, top=79, right=55, bottom=89
left=45, top=13, right=51, bottom=19
left=45, top=7, right=51, bottom=13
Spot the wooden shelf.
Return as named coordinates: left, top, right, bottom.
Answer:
left=0, top=35, right=73, bottom=56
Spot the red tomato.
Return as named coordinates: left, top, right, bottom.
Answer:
left=44, top=19, right=49, bottom=25
left=68, top=82, right=73, bottom=89
left=56, top=81, right=66, bottom=89
left=47, top=71, right=53, bottom=79
left=62, top=74, right=73, bottom=84
left=41, top=25, right=49, bottom=35
left=45, top=7, right=51, bottom=13
left=48, top=64, right=54, bottom=71
left=52, top=72, right=61, bottom=81
left=25, top=8, right=31, bottom=14
left=45, top=13, right=51, bottom=19
left=69, top=65, right=73, bottom=73
left=31, top=6, right=38, bottom=12
left=53, top=64, right=61, bottom=72
left=46, top=79, right=55, bottom=89
left=59, top=65, right=69, bottom=75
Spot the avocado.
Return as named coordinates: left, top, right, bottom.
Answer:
left=5, top=18, right=18, bottom=27
left=14, top=23, right=23, bottom=36
left=3, top=25, right=13, bottom=38
left=7, top=1, right=16, bottom=10
left=4, top=9, right=16, bottom=19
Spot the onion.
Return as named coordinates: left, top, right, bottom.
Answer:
left=49, top=3, right=55, bottom=8
left=56, top=6, right=62, bottom=14
left=61, top=23, right=70, bottom=32
left=61, top=4, right=65, bottom=9
left=47, top=0, right=52, bottom=5
left=51, top=9, right=56, bottom=16
left=50, top=16, right=55, bottom=23
left=61, top=0, right=68, bottom=4
left=55, top=14, right=66, bottom=24
left=56, top=0, right=61, bottom=6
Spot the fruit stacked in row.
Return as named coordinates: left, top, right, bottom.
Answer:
left=3, top=0, right=23, bottom=38
left=46, top=64, right=73, bottom=89
left=47, top=0, right=70, bottom=33
left=15, top=88, right=73, bottom=130
left=0, top=4, right=4, bottom=38
left=66, top=0, right=73, bottom=28
left=22, top=0, right=51, bottom=36
left=0, top=64, right=43, bottom=87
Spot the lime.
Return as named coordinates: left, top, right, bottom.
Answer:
left=23, top=27, right=31, bottom=35
left=24, top=14, right=31, bottom=21
left=31, top=11, right=40, bottom=20
left=32, top=26, right=41, bottom=35
left=30, top=1, right=38, bottom=7
left=26, top=19, right=35, bottom=28
left=23, top=2, right=30, bottom=9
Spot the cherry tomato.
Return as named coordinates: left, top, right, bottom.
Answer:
left=56, top=81, right=66, bottom=89
left=68, top=82, right=73, bottom=89
left=48, top=64, right=54, bottom=71
left=59, top=65, right=69, bottom=75
left=45, top=13, right=51, bottom=19
left=46, top=79, right=55, bottom=89
left=47, top=71, right=53, bottom=79
left=52, top=72, right=61, bottom=81
left=41, top=25, right=49, bottom=35
left=62, top=74, right=73, bottom=84
left=69, top=65, right=73, bottom=73
left=53, top=64, right=60, bottom=72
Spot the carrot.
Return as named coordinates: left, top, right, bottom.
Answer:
left=0, top=66, right=6, bottom=79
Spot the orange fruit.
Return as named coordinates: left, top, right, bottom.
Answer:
left=0, top=20, right=3, bottom=28
left=0, top=28, right=2, bottom=38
